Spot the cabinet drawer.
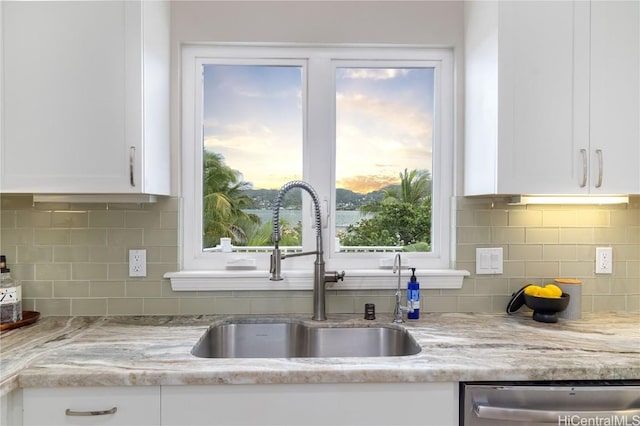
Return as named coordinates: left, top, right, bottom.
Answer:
left=162, top=383, right=457, bottom=426
left=23, top=386, right=160, bottom=426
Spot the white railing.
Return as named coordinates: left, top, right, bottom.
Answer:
left=337, top=246, right=402, bottom=253
left=335, top=237, right=402, bottom=252
left=205, top=238, right=401, bottom=254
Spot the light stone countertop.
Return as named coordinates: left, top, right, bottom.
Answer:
left=1, top=312, right=639, bottom=396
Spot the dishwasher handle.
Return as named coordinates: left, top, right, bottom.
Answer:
left=474, top=402, right=640, bottom=423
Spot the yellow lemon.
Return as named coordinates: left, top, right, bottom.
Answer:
left=524, top=285, right=541, bottom=296
left=544, top=284, right=562, bottom=298
left=536, top=287, right=554, bottom=298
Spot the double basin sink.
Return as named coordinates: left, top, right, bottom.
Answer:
left=192, top=319, right=421, bottom=358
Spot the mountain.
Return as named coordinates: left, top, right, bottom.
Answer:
left=244, top=187, right=390, bottom=210
left=335, top=188, right=386, bottom=210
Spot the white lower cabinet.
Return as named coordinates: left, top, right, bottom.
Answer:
left=22, top=386, right=160, bottom=426
left=1, top=388, right=23, bottom=426
left=161, top=382, right=458, bottom=426
left=19, top=382, right=457, bottom=425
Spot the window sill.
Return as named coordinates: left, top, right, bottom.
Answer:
left=164, top=269, right=469, bottom=291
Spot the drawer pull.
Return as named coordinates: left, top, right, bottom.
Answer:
left=65, top=407, right=117, bottom=416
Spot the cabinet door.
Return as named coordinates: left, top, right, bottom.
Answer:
left=498, top=1, right=582, bottom=195
left=589, top=1, right=640, bottom=194
left=464, top=1, right=585, bottom=196
left=161, top=383, right=458, bottom=426
left=23, top=386, right=160, bottom=426
left=2, top=1, right=132, bottom=193
left=1, top=1, right=169, bottom=195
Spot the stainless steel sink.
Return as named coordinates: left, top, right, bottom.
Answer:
left=191, top=321, right=421, bottom=358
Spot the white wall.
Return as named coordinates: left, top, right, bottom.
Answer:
left=169, top=1, right=465, bottom=196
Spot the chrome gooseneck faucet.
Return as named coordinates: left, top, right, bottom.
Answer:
left=269, top=180, right=345, bottom=321
left=393, top=252, right=413, bottom=323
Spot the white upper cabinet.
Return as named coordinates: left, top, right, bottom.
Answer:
left=464, top=1, right=639, bottom=196
left=589, top=1, right=640, bottom=195
left=1, top=1, right=170, bottom=195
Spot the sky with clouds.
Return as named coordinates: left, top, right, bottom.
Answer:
left=203, top=64, right=434, bottom=193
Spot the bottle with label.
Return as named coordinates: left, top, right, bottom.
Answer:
left=0, top=255, right=22, bottom=324
left=407, top=268, right=420, bottom=320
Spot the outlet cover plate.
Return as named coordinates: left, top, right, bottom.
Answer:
left=595, top=247, right=613, bottom=274
left=129, top=249, right=147, bottom=277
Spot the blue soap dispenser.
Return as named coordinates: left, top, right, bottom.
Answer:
left=407, top=268, right=420, bottom=319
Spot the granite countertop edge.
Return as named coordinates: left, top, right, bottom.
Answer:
left=1, top=312, right=639, bottom=396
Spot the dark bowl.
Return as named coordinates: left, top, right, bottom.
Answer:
left=524, top=293, right=570, bottom=311
left=523, top=293, right=570, bottom=323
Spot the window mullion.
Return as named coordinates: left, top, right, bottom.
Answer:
left=304, top=56, right=335, bottom=256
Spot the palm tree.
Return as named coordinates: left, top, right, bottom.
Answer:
left=240, top=218, right=302, bottom=247
left=359, top=168, right=432, bottom=214
left=383, top=168, right=432, bottom=206
left=345, top=168, right=432, bottom=250
left=202, top=152, right=260, bottom=248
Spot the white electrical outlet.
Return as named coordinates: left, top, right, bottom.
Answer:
left=595, top=247, right=613, bottom=274
left=129, top=249, right=147, bottom=277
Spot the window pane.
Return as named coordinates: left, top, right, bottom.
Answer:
left=335, top=67, right=434, bottom=253
left=201, top=64, right=303, bottom=251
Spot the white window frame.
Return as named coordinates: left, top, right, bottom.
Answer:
left=168, top=44, right=468, bottom=291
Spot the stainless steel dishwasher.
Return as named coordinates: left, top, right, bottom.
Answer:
left=460, top=381, right=640, bottom=425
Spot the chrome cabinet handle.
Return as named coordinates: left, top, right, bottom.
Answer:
left=129, top=146, right=136, bottom=187
left=579, top=148, right=588, bottom=188
left=65, top=407, right=117, bottom=417
left=595, top=148, right=603, bottom=188
left=474, top=402, right=640, bottom=423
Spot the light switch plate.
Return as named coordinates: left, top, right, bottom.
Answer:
left=476, top=247, right=503, bottom=275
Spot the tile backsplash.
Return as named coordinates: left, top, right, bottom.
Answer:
left=1, top=195, right=638, bottom=316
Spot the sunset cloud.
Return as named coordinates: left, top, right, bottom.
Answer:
left=335, top=86, right=433, bottom=187
left=337, top=174, right=400, bottom=194
left=202, top=64, right=434, bottom=191
left=204, top=120, right=302, bottom=189
left=339, top=69, right=410, bottom=80
left=336, top=91, right=432, bottom=140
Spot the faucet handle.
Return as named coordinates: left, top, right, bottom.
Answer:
left=325, top=270, right=345, bottom=283
left=269, top=249, right=284, bottom=281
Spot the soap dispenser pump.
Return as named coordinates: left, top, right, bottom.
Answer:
left=407, top=268, right=420, bottom=319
